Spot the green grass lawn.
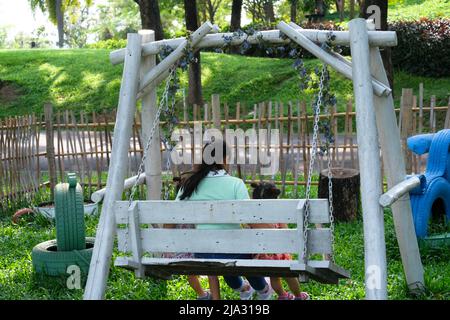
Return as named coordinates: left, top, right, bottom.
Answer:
left=388, top=0, right=450, bottom=21
left=1, top=50, right=449, bottom=118
left=0, top=183, right=448, bottom=300
left=325, top=0, right=450, bottom=22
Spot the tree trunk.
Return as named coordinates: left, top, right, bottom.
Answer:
left=230, top=0, right=243, bottom=31
left=318, top=168, right=361, bottom=222
left=184, top=0, right=203, bottom=105
left=290, top=0, right=298, bottom=23
left=350, top=0, right=355, bottom=18
left=361, top=0, right=393, bottom=92
left=263, top=1, right=275, bottom=24
left=336, top=0, right=345, bottom=21
left=315, top=0, right=326, bottom=15
left=135, top=0, right=164, bottom=40
left=206, top=0, right=217, bottom=24
left=55, top=0, right=64, bottom=48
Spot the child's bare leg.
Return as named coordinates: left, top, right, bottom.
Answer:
left=285, top=277, right=301, bottom=296
left=269, top=277, right=287, bottom=296
left=208, top=276, right=221, bottom=300
left=187, top=275, right=207, bottom=298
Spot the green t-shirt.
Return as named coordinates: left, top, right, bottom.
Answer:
left=175, top=171, right=250, bottom=230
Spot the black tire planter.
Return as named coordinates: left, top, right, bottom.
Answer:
left=32, top=237, right=95, bottom=276
left=54, top=174, right=86, bottom=251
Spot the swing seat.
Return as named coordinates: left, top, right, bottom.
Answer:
left=113, top=199, right=350, bottom=284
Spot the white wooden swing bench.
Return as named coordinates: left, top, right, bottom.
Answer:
left=113, top=199, right=350, bottom=284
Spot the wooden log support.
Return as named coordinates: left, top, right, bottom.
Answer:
left=349, top=18, right=387, bottom=300
left=137, top=22, right=213, bottom=99
left=379, top=175, right=423, bottom=208
left=318, top=168, right=360, bottom=222
left=369, top=47, right=425, bottom=294
left=110, top=29, right=398, bottom=65
left=139, top=30, right=162, bottom=202
left=84, top=33, right=143, bottom=300
left=277, top=21, right=391, bottom=97
left=91, top=174, right=146, bottom=203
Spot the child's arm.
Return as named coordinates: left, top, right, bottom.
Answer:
left=247, top=223, right=277, bottom=229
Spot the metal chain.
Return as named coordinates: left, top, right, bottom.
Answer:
left=303, top=63, right=327, bottom=262
left=128, top=67, right=176, bottom=206
left=326, top=141, right=335, bottom=262
left=123, top=67, right=176, bottom=254
left=162, top=91, right=177, bottom=200
left=322, top=66, right=335, bottom=262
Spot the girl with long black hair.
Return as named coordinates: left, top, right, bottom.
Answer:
left=176, top=139, right=272, bottom=300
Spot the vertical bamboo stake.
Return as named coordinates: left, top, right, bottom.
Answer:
left=251, top=104, right=258, bottom=182
left=0, top=118, right=5, bottom=203
left=36, top=114, right=41, bottom=189
left=294, top=102, right=301, bottom=197
left=445, top=98, right=450, bottom=129
left=332, top=103, right=338, bottom=165
left=212, top=94, right=221, bottom=130
left=300, top=102, right=308, bottom=187
left=80, top=112, right=93, bottom=194
left=418, top=83, right=424, bottom=172
left=257, top=102, right=264, bottom=181
left=72, top=111, right=87, bottom=188
left=267, top=101, right=273, bottom=182
left=412, top=96, right=418, bottom=173
left=235, top=102, right=242, bottom=179
left=430, top=95, right=436, bottom=133
left=92, top=112, right=101, bottom=187
left=44, top=103, right=57, bottom=198
left=278, top=102, right=286, bottom=193
left=400, top=89, right=413, bottom=174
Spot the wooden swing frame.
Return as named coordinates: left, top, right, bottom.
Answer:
left=83, top=19, right=425, bottom=300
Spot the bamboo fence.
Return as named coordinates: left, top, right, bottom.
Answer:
left=0, top=87, right=449, bottom=207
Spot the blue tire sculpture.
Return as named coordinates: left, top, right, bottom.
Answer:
left=408, top=129, right=450, bottom=238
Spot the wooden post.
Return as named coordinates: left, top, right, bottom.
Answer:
left=84, top=33, right=142, bottom=300
left=445, top=98, right=450, bottom=129
left=278, top=21, right=391, bottom=97
left=400, top=89, right=413, bottom=174
left=349, top=19, right=387, bottom=300
left=430, top=95, right=436, bottom=133
left=44, top=103, right=57, bottom=198
left=212, top=94, right=221, bottom=129
left=140, top=30, right=162, bottom=201
left=368, top=42, right=425, bottom=293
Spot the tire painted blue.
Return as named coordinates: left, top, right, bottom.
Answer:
left=410, top=177, right=450, bottom=238
left=408, top=129, right=450, bottom=238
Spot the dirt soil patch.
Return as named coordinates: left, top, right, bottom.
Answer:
left=0, top=80, right=21, bottom=103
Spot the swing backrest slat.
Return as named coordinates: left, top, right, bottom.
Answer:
left=114, top=199, right=332, bottom=256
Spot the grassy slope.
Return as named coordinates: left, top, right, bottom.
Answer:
left=388, top=0, right=450, bottom=21
left=326, top=0, right=450, bottom=22
left=0, top=50, right=449, bottom=118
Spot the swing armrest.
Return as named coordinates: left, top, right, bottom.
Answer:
left=379, top=175, right=426, bottom=207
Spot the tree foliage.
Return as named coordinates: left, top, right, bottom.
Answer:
left=28, top=0, right=93, bottom=25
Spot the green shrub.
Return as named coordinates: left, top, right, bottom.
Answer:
left=87, top=39, right=127, bottom=50
left=390, top=18, right=450, bottom=77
